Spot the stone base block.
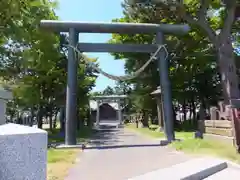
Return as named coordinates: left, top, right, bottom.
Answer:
left=0, top=123, right=47, bottom=180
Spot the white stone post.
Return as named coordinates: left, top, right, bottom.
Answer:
left=0, top=88, right=13, bottom=125
left=96, top=100, right=100, bottom=127
left=0, top=123, right=47, bottom=180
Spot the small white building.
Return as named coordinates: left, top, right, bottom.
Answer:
left=89, top=95, right=127, bottom=124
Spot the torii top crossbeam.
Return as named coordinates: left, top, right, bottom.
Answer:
left=40, top=20, right=190, bottom=35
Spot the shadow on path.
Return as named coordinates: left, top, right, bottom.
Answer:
left=85, top=143, right=164, bottom=150
left=49, top=123, right=169, bottom=150
left=85, top=124, right=167, bottom=150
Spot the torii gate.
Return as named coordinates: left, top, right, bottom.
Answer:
left=40, top=20, right=189, bottom=146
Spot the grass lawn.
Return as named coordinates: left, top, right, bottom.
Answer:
left=47, top=149, right=79, bottom=180
left=45, top=125, right=94, bottom=180
left=47, top=125, right=95, bottom=144
left=126, top=123, right=193, bottom=139
left=126, top=123, right=240, bottom=163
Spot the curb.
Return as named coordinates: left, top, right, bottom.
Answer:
left=222, top=159, right=240, bottom=169
left=128, top=158, right=227, bottom=180
left=182, top=160, right=227, bottom=180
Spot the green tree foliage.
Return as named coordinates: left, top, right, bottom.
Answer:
left=110, top=0, right=236, bottom=126
left=127, top=0, right=240, bottom=103
left=1, top=0, right=97, bottom=129
left=102, top=86, right=115, bottom=95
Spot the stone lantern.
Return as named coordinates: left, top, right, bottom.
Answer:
left=151, top=86, right=164, bottom=131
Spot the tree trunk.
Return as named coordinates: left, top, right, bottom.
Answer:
left=218, top=38, right=240, bottom=151
left=218, top=38, right=240, bottom=103
left=191, top=98, right=197, bottom=129
left=29, top=108, right=34, bottom=127
left=59, top=106, right=65, bottom=132
left=49, top=114, right=53, bottom=131
left=77, top=110, right=84, bottom=130
left=172, top=105, right=177, bottom=129
left=191, top=99, right=196, bottom=120
left=182, top=100, right=187, bottom=121
left=141, top=110, right=149, bottom=128
left=156, top=96, right=164, bottom=128
left=189, top=102, right=192, bottom=121
left=53, top=112, right=58, bottom=129
left=199, top=99, right=206, bottom=121
left=10, top=114, right=13, bottom=122
left=86, top=108, right=92, bottom=127
left=16, top=112, right=22, bottom=124
left=37, top=106, right=43, bottom=129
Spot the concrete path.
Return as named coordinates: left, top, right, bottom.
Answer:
left=65, top=123, right=193, bottom=180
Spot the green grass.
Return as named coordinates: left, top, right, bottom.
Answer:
left=48, top=149, right=79, bottom=163
left=47, top=148, right=79, bottom=180
left=126, top=123, right=193, bottom=139
left=125, top=123, right=240, bottom=163
left=47, top=125, right=95, bottom=144
left=171, top=138, right=240, bottom=163
left=46, top=124, right=95, bottom=180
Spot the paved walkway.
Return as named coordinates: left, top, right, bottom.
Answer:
left=65, top=123, right=193, bottom=180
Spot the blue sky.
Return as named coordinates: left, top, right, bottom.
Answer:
left=55, top=0, right=125, bottom=92
left=55, top=0, right=240, bottom=93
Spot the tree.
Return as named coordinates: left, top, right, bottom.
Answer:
left=114, top=81, right=132, bottom=95
left=109, top=0, right=227, bottom=131
left=102, top=86, right=115, bottom=95
left=129, top=0, right=240, bottom=103
left=1, top=0, right=97, bottom=130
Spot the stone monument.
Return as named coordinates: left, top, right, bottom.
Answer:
left=0, top=123, right=47, bottom=180
left=0, top=88, right=13, bottom=125
left=210, top=106, right=218, bottom=120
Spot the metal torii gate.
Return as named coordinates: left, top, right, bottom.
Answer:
left=40, top=20, right=190, bottom=145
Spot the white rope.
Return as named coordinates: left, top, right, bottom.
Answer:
left=65, top=44, right=169, bottom=81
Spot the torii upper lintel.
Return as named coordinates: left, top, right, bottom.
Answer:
left=40, top=20, right=190, bottom=35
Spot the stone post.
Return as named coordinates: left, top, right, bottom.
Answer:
left=210, top=106, right=218, bottom=120
left=0, top=123, right=47, bottom=180
left=0, top=88, right=13, bottom=125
